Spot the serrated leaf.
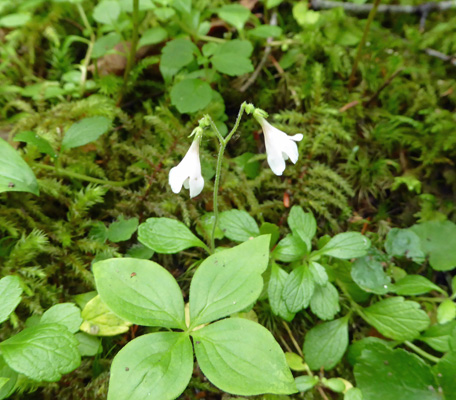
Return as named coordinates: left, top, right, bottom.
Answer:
left=288, top=206, right=316, bottom=250
left=160, top=39, right=197, bottom=79
left=283, top=265, right=314, bottom=312
left=0, top=276, right=22, bottom=324
left=217, top=4, right=250, bottom=31
left=108, top=332, right=193, bottom=400
left=0, top=138, right=39, bottom=195
left=0, top=324, right=80, bottom=382
left=75, top=332, right=102, bottom=356
left=309, top=261, right=328, bottom=286
left=273, top=234, right=307, bottom=262
left=351, top=256, right=391, bottom=294
left=14, top=131, right=56, bottom=158
left=170, top=79, right=212, bottom=113
left=41, top=303, right=82, bottom=333
left=364, top=297, right=430, bottom=341
left=189, top=236, right=270, bottom=326
left=268, top=264, right=295, bottom=321
left=316, top=232, right=370, bottom=259
left=310, top=282, right=340, bottom=320
left=218, top=209, right=259, bottom=242
left=211, top=54, right=253, bottom=76
left=411, top=221, right=456, bottom=271
left=392, top=275, right=444, bottom=296
left=434, top=351, right=456, bottom=399
left=354, top=344, right=441, bottom=400
left=61, top=116, right=111, bottom=149
left=192, top=318, right=297, bottom=395
left=138, top=217, right=206, bottom=254
left=93, top=258, right=186, bottom=329
left=303, top=317, right=349, bottom=370
left=80, top=295, right=131, bottom=336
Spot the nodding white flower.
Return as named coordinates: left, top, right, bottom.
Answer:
left=256, top=116, right=303, bottom=176
left=169, top=135, right=204, bottom=198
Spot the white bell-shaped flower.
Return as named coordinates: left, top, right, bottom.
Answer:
left=169, top=136, right=204, bottom=198
left=257, top=117, right=303, bottom=176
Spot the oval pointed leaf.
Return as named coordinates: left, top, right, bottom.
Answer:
left=304, top=317, right=349, bottom=370
left=62, top=116, right=111, bottom=149
left=138, top=217, right=206, bottom=254
left=0, top=276, right=22, bottom=324
left=351, top=256, right=391, bottom=294
left=364, top=297, right=430, bottom=341
left=219, top=209, right=259, bottom=242
left=273, top=234, right=307, bottom=262
left=310, top=282, right=340, bottom=321
left=108, top=332, right=193, bottom=400
left=283, top=265, right=315, bottom=313
left=318, top=232, right=370, bottom=259
left=0, top=324, right=80, bottom=382
left=392, top=275, right=444, bottom=296
left=268, top=264, right=295, bottom=321
left=189, top=235, right=270, bottom=326
left=192, top=318, right=297, bottom=395
left=0, top=138, right=39, bottom=195
left=41, top=303, right=83, bottom=333
left=288, top=206, right=316, bottom=249
left=93, top=258, right=186, bottom=329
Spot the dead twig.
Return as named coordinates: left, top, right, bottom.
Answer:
left=240, top=12, right=278, bottom=92
left=425, top=48, right=456, bottom=66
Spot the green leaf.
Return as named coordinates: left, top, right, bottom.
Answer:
left=310, top=282, right=340, bottom=321
left=0, top=138, right=39, bottom=195
left=125, top=243, right=154, bottom=259
left=285, top=352, right=306, bottom=371
left=303, top=317, right=349, bottom=370
left=211, top=54, right=254, bottom=76
left=160, top=39, right=197, bottom=79
left=323, top=378, right=346, bottom=392
left=93, top=258, right=186, bottom=329
left=434, top=351, right=456, bottom=399
left=316, top=232, right=370, bottom=259
left=344, top=387, right=363, bottom=400
left=107, top=216, right=139, bottom=243
left=93, top=0, right=121, bottom=25
left=354, top=344, right=441, bottom=400
left=80, top=295, right=131, bottom=336
left=385, top=228, right=425, bottom=262
left=108, top=332, right=193, bottom=400
left=363, top=297, right=430, bottom=341
left=309, top=261, right=328, bottom=286
left=192, top=318, right=297, bottom=395
left=347, top=337, right=395, bottom=366
left=14, top=131, right=56, bottom=158
left=196, top=213, right=224, bottom=240
left=268, top=264, right=295, bottom=321
left=392, top=275, right=444, bottom=296
left=293, top=2, right=320, bottom=26
left=419, top=321, right=456, bottom=352
left=211, top=39, right=254, bottom=76
left=437, top=300, right=456, bottom=324
left=138, top=27, right=168, bottom=47
left=75, top=332, right=102, bottom=356
left=0, top=13, right=30, bottom=28
left=217, top=4, right=250, bottom=31
left=41, top=303, right=82, bottom=333
left=218, top=209, right=259, bottom=242
left=273, top=234, right=307, bottom=262
left=61, top=116, right=111, bottom=150
left=295, top=375, right=319, bottom=392
left=248, top=25, right=282, bottom=39
left=0, top=356, right=18, bottom=400
left=138, top=217, right=206, bottom=254
left=411, top=221, right=456, bottom=271
left=189, top=235, right=270, bottom=326
left=170, top=78, right=212, bottom=113
left=0, top=324, right=80, bottom=382
left=92, top=32, right=122, bottom=58
left=0, top=276, right=22, bottom=324
left=288, top=206, right=316, bottom=250
left=351, top=256, right=391, bottom=294
left=283, top=265, right=314, bottom=312
left=259, top=222, right=280, bottom=247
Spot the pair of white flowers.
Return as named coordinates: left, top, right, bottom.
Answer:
left=169, top=114, right=303, bottom=198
